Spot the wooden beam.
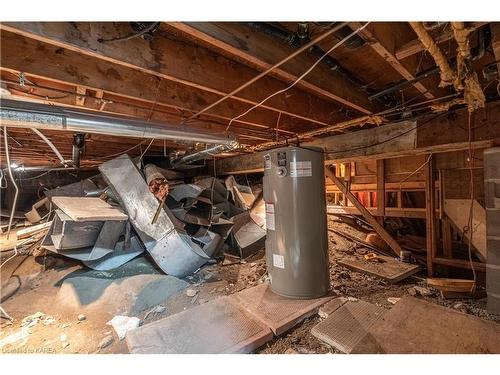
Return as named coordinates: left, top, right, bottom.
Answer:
left=0, top=23, right=343, bottom=129
left=327, top=205, right=427, bottom=219
left=325, top=166, right=402, bottom=257
left=395, top=22, right=487, bottom=60
left=433, top=257, right=486, bottom=272
left=425, top=154, right=437, bottom=276
left=214, top=100, right=500, bottom=174
left=166, top=22, right=376, bottom=114
left=351, top=22, right=434, bottom=99
left=442, top=217, right=453, bottom=258
left=376, top=159, right=386, bottom=220
left=490, top=23, right=500, bottom=77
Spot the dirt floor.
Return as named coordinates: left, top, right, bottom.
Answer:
left=1, top=215, right=499, bottom=354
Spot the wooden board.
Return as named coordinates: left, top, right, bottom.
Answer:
left=352, top=297, right=500, bottom=353
left=337, top=255, right=420, bottom=283
left=443, top=199, right=486, bottom=261
left=51, top=197, right=128, bottom=222
left=426, top=277, right=475, bottom=293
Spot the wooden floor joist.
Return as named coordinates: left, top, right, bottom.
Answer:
left=0, top=23, right=345, bottom=130
left=351, top=22, right=434, bottom=99
left=325, top=166, right=402, bottom=257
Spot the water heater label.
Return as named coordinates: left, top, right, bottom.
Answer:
left=290, top=161, right=312, bottom=177
left=273, top=254, right=285, bottom=269
left=265, top=203, right=275, bottom=231
left=264, top=154, right=271, bottom=169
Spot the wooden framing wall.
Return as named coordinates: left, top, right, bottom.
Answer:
left=326, top=149, right=489, bottom=276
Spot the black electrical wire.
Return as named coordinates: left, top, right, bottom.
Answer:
left=98, top=22, right=160, bottom=43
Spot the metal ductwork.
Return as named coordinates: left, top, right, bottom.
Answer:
left=0, top=99, right=237, bottom=146
left=171, top=141, right=239, bottom=168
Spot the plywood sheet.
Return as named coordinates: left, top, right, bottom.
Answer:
left=337, top=255, right=419, bottom=283
left=444, top=199, right=486, bottom=261
left=231, top=284, right=333, bottom=335
left=126, top=297, right=272, bottom=354
left=352, top=297, right=500, bottom=353
left=311, top=300, right=385, bottom=353
left=52, top=197, right=128, bottom=222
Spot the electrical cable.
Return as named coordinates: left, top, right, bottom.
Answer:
left=185, top=22, right=349, bottom=123
left=31, top=128, right=67, bottom=166
left=0, top=246, right=18, bottom=271
left=138, top=138, right=155, bottom=164
left=225, top=22, right=370, bottom=132
left=15, top=171, right=51, bottom=181
left=398, top=154, right=433, bottom=191
left=3, top=127, right=19, bottom=239
left=98, top=22, right=160, bottom=43
left=94, top=140, right=148, bottom=160
left=464, top=111, right=477, bottom=287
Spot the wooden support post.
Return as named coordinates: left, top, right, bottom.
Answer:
left=325, top=166, right=402, bottom=257
left=442, top=217, right=453, bottom=258
left=376, top=159, right=385, bottom=224
left=425, top=154, right=437, bottom=276
left=343, top=162, right=351, bottom=207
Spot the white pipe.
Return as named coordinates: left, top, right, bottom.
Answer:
left=31, top=128, right=67, bottom=166
left=2, top=126, right=19, bottom=239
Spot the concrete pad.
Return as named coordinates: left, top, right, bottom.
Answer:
left=126, top=297, right=273, bottom=353
left=56, top=257, right=188, bottom=315
left=231, top=284, right=334, bottom=335
left=318, top=297, right=348, bottom=318
left=311, top=300, right=385, bottom=353
left=352, top=297, right=500, bottom=353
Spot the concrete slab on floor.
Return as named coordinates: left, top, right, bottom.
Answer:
left=311, top=299, right=385, bottom=353
left=126, top=296, right=273, bottom=354
left=352, top=297, right=500, bottom=353
left=56, top=257, right=188, bottom=315
left=231, top=284, right=334, bottom=335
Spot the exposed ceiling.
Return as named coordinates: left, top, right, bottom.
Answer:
left=0, top=21, right=499, bottom=167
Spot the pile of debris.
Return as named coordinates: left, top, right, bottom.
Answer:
left=2, top=154, right=265, bottom=278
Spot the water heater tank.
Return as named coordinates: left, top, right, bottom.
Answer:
left=263, top=146, right=330, bottom=299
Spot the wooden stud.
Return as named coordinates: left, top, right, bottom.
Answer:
left=425, top=154, right=437, bottom=276
left=442, top=217, right=453, bottom=259
left=376, top=159, right=386, bottom=223
left=490, top=23, right=500, bottom=78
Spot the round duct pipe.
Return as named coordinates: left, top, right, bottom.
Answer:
left=0, top=98, right=237, bottom=146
